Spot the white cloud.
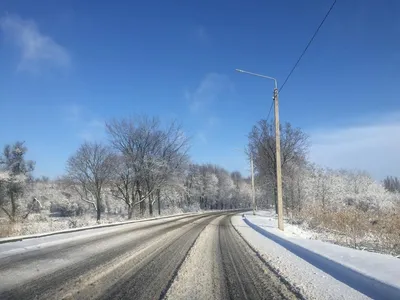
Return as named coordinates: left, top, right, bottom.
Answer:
left=0, top=14, right=70, bottom=72
left=186, top=73, right=234, bottom=113
left=185, top=74, right=233, bottom=146
left=62, top=104, right=104, bottom=141
left=310, top=113, right=400, bottom=179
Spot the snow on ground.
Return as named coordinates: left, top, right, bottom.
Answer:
left=246, top=210, right=400, bottom=290
left=249, top=210, right=316, bottom=239
left=232, top=211, right=400, bottom=300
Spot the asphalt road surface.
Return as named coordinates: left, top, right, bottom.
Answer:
left=0, top=212, right=300, bottom=300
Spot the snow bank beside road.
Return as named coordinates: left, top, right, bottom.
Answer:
left=246, top=211, right=400, bottom=291
left=232, top=212, right=400, bottom=299
left=248, top=210, right=316, bottom=239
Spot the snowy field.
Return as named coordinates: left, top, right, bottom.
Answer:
left=232, top=210, right=400, bottom=300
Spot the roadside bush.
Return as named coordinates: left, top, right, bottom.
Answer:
left=50, top=202, right=84, bottom=217
left=0, top=223, right=15, bottom=238
left=297, top=204, right=400, bottom=255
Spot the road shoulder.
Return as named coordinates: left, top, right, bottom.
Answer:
left=232, top=214, right=370, bottom=300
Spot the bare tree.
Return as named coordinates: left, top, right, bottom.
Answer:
left=106, top=117, right=157, bottom=216
left=383, top=176, right=400, bottom=193
left=151, top=121, right=189, bottom=215
left=106, top=117, right=189, bottom=217
left=66, top=142, right=115, bottom=221
left=248, top=120, right=309, bottom=212
left=110, top=155, right=137, bottom=218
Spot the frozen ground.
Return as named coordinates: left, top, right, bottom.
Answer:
left=232, top=210, right=400, bottom=300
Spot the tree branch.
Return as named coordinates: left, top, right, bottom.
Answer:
left=1, top=206, right=14, bottom=222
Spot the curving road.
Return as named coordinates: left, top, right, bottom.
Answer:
left=0, top=212, right=300, bottom=300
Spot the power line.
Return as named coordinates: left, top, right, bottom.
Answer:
left=279, top=0, right=337, bottom=93
left=266, top=100, right=274, bottom=122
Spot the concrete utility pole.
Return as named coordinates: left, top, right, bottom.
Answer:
left=233, top=147, right=257, bottom=215
left=235, top=69, right=284, bottom=231
left=250, top=152, right=256, bottom=215
left=274, top=88, right=284, bottom=231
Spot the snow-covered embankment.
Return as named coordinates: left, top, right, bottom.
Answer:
left=232, top=211, right=400, bottom=300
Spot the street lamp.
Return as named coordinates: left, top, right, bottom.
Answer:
left=235, top=68, right=284, bottom=231
left=235, top=69, right=278, bottom=90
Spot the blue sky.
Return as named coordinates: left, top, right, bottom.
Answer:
left=1, top=0, right=399, bottom=179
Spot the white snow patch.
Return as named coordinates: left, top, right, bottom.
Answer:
left=233, top=213, right=372, bottom=300
left=247, top=210, right=315, bottom=239
left=243, top=210, right=400, bottom=291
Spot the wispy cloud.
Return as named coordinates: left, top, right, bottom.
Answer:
left=185, top=73, right=233, bottom=149
left=186, top=73, right=234, bottom=113
left=0, top=14, right=70, bottom=72
left=63, top=104, right=105, bottom=141
left=310, top=112, right=400, bottom=179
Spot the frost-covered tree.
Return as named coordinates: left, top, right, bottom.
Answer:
left=248, top=120, right=309, bottom=212
left=182, top=164, right=249, bottom=210
left=0, top=141, right=35, bottom=222
left=106, top=117, right=189, bottom=217
left=66, top=142, right=116, bottom=221
left=237, top=179, right=252, bottom=208
left=201, top=169, right=219, bottom=209
left=184, top=164, right=203, bottom=208
left=215, top=168, right=234, bottom=209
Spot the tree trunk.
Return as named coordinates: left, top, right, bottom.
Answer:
left=128, top=204, right=134, bottom=219
left=138, top=190, right=145, bottom=215
left=1, top=207, right=14, bottom=223
left=11, top=192, right=17, bottom=221
left=96, top=206, right=101, bottom=221
left=157, top=189, right=161, bottom=216
left=96, top=196, right=101, bottom=221
left=140, top=200, right=145, bottom=215
left=149, top=196, right=153, bottom=217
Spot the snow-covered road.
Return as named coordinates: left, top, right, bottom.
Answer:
left=0, top=212, right=299, bottom=300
